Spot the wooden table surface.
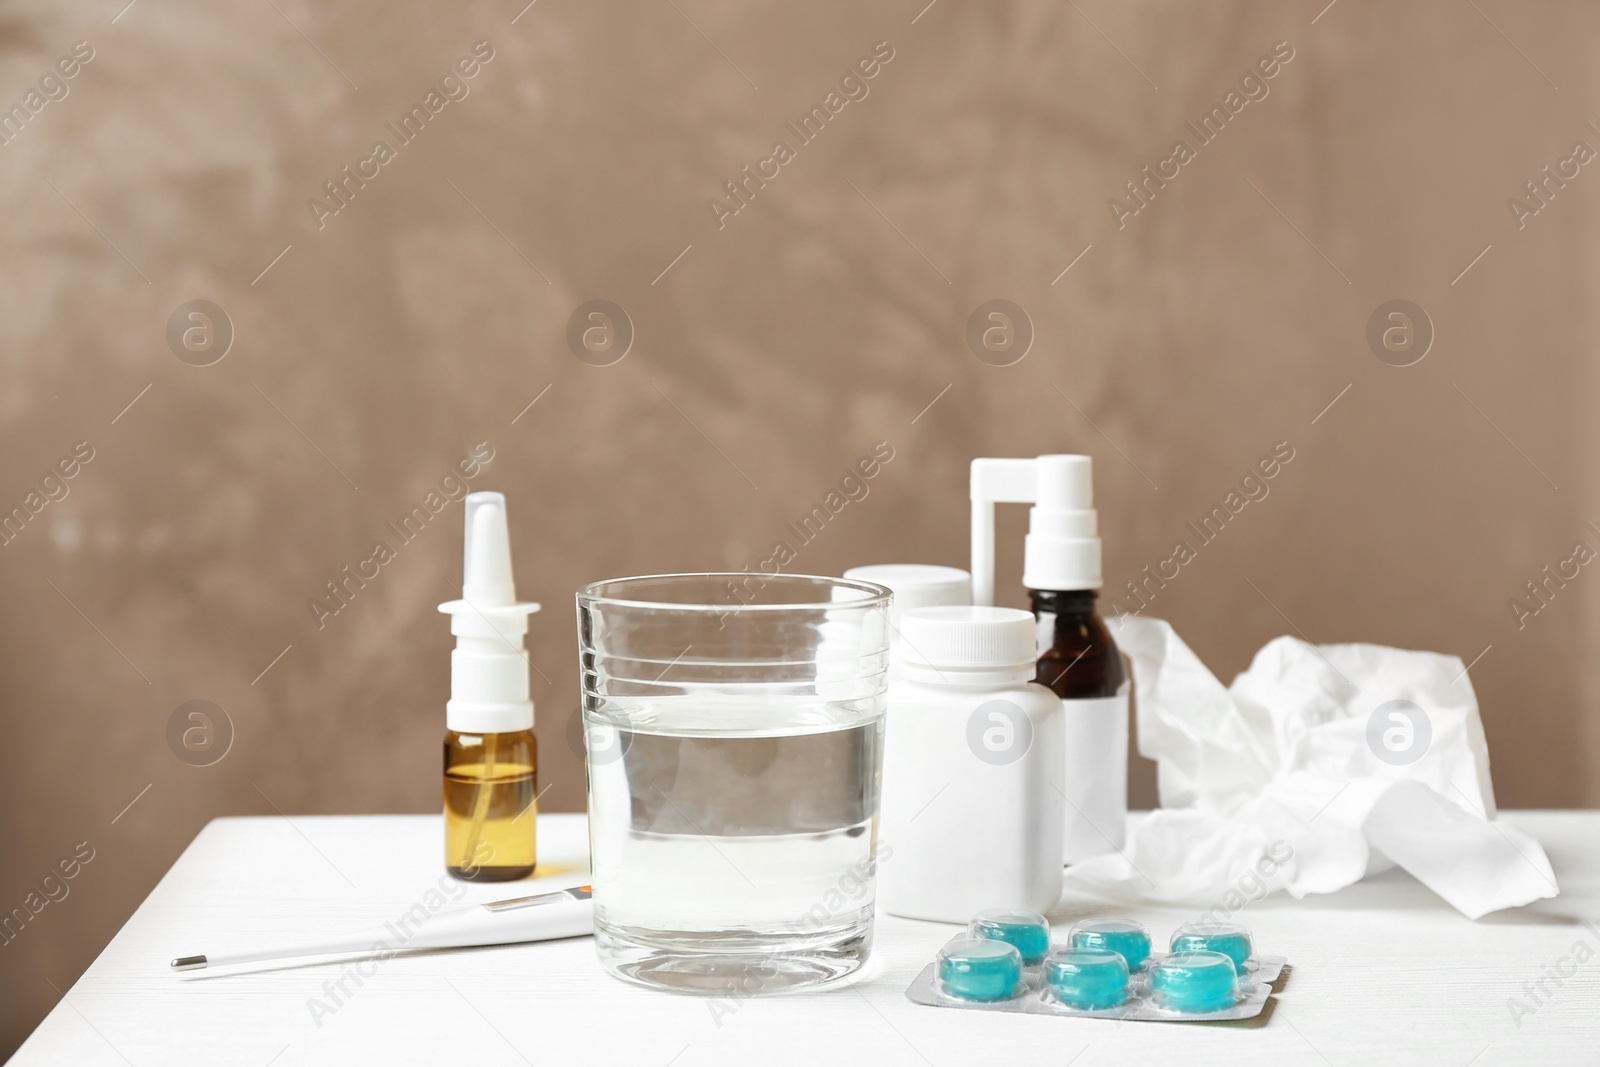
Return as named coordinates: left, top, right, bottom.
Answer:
left=12, top=811, right=1600, bottom=1065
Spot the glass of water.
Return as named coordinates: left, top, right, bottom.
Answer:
left=576, top=573, right=891, bottom=994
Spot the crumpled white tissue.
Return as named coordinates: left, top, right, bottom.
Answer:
left=1060, top=617, right=1558, bottom=919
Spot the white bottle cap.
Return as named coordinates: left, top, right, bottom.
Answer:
left=899, top=606, right=1037, bottom=671
left=969, top=454, right=1102, bottom=605
left=843, top=564, right=971, bottom=628
left=437, top=492, right=541, bottom=733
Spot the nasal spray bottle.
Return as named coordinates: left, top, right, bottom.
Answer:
left=971, top=455, right=1130, bottom=863
left=439, top=492, right=540, bottom=881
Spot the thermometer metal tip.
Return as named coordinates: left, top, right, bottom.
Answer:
left=170, top=955, right=208, bottom=972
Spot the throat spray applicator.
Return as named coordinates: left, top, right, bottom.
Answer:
left=439, top=492, right=541, bottom=881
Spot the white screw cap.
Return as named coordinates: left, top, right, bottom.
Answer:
left=844, top=564, right=971, bottom=628
left=899, top=606, right=1037, bottom=671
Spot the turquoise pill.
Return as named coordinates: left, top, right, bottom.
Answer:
left=1151, top=951, right=1240, bottom=1014
left=937, top=939, right=1023, bottom=1002
left=1068, top=919, right=1152, bottom=972
left=1169, top=922, right=1255, bottom=974
left=968, top=909, right=1051, bottom=965
left=1044, top=948, right=1129, bottom=1011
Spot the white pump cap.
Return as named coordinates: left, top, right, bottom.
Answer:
left=843, top=564, right=971, bottom=628
left=969, top=454, right=1101, bottom=606
left=437, top=492, right=541, bottom=733
left=899, top=606, right=1037, bottom=671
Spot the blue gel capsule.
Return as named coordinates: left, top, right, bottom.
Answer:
left=1044, top=948, right=1129, bottom=1011
left=1169, top=922, right=1255, bottom=975
left=1150, top=951, right=1240, bottom=1014
left=937, top=939, right=1023, bottom=1002
left=968, top=909, right=1051, bottom=965
left=1068, top=919, right=1152, bottom=972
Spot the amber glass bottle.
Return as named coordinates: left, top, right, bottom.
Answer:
left=1031, top=589, right=1125, bottom=700
left=443, top=728, right=537, bottom=881
left=1031, top=586, right=1129, bottom=860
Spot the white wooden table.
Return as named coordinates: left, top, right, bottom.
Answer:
left=13, top=812, right=1600, bottom=1065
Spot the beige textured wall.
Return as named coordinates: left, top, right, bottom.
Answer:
left=3, top=0, right=1597, bottom=1053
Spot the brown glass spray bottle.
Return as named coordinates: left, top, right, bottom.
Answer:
left=972, top=453, right=1131, bottom=864
left=1033, top=589, right=1126, bottom=704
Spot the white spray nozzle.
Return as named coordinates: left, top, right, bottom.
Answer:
left=438, top=492, right=541, bottom=733
left=462, top=493, right=517, bottom=607
left=970, top=455, right=1101, bottom=606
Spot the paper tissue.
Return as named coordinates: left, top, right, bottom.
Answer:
left=1061, top=617, right=1558, bottom=919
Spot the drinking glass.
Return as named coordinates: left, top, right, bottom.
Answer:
left=576, top=573, right=890, bottom=994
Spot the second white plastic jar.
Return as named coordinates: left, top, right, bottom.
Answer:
left=878, top=605, right=1065, bottom=923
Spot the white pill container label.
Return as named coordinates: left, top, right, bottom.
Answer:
left=1060, top=685, right=1129, bottom=863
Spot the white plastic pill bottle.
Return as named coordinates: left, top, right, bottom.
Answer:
left=879, top=606, right=1065, bottom=923
left=842, top=564, right=971, bottom=687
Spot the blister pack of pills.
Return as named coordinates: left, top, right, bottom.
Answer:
left=904, top=911, right=1287, bottom=1022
